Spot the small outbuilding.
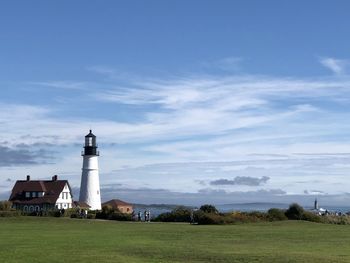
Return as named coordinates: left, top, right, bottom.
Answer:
left=102, top=199, right=133, bottom=214
left=73, top=201, right=91, bottom=210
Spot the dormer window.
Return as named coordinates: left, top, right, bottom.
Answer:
left=25, top=192, right=30, bottom=198
left=38, top=192, right=44, bottom=197
left=32, top=192, right=37, bottom=198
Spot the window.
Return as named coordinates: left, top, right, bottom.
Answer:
left=35, top=206, right=40, bottom=212
left=23, top=205, right=28, bottom=212
left=29, top=206, right=34, bottom=212
left=25, top=192, right=30, bottom=198
left=85, top=137, right=93, bottom=146
left=37, top=192, right=43, bottom=197
left=32, top=192, right=37, bottom=198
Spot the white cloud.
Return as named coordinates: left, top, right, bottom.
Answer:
left=319, top=57, right=348, bottom=75
left=202, top=57, right=244, bottom=71
left=28, top=81, right=87, bottom=90
left=3, top=72, right=350, bottom=204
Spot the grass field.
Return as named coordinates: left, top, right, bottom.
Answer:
left=1, top=217, right=350, bottom=262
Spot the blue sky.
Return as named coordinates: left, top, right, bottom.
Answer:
left=1, top=1, right=350, bottom=206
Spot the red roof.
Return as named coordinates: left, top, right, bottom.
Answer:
left=73, top=201, right=90, bottom=208
left=9, top=178, right=71, bottom=205
left=102, top=199, right=132, bottom=208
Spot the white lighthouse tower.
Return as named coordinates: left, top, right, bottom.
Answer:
left=79, top=130, right=101, bottom=210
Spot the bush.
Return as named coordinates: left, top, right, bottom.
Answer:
left=0, top=210, right=21, bottom=217
left=87, top=213, right=96, bottom=219
left=268, top=208, right=287, bottom=221
left=70, top=213, right=78, bottom=218
left=0, top=201, right=13, bottom=211
left=199, top=204, right=219, bottom=214
left=323, top=215, right=350, bottom=225
left=154, top=206, right=192, bottom=222
left=194, top=209, right=286, bottom=225
left=194, top=210, right=224, bottom=224
left=242, top=211, right=269, bottom=221
left=285, top=203, right=304, bottom=220
left=153, top=212, right=173, bottom=222
left=95, top=205, right=131, bottom=221
left=301, top=211, right=323, bottom=223
left=62, top=208, right=79, bottom=218
left=40, top=210, right=61, bottom=217
left=109, top=212, right=131, bottom=221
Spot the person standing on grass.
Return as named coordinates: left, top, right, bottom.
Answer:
left=138, top=211, right=142, bottom=221
left=147, top=210, right=151, bottom=222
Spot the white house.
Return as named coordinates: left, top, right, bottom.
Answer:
left=9, top=175, right=73, bottom=212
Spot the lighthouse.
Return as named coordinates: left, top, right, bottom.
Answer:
left=79, top=130, right=101, bottom=210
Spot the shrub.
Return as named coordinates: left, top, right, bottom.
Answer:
left=109, top=212, right=131, bottom=221
left=153, top=212, right=173, bottom=222
left=95, top=205, right=131, bottom=221
left=302, top=211, right=323, bottom=223
left=87, top=213, right=96, bottom=219
left=199, top=204, right=219, bottom=214
left=226, top=211, right=267, bottom=224
left=194, top=210, right=223, bottom=224
left=324, top=215, right=350, bottom=225
left=96, top=205, right=114, bottom=219
left=70, top=213, right=78, bottom=218
left=242, top=211, right=269, bottom=221
left=62, top=208, right=79, bottom=218
left=285, top=203, right=304, bottom=220
left=40, top=210, right=61, bottom=217
left=0, top=210, right=21, bottom=217
left=268, top=208, right=287, bottom=221
left=154, top=206, right=192, bottom=222
left=0, top=201, right=13, bottom=211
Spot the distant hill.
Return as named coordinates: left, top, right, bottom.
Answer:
left=217, top=202, right=289, bottom=212
left=132, top=203, right=195, bottom=209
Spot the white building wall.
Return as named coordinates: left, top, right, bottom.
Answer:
left=55, top=183, right=73, bottom=209
left=79, top=155, right=101, bottom=210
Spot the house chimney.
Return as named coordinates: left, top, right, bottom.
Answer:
left=52, top=175, right=58, bottom=181
left=26, top=175, right=30, bottom=181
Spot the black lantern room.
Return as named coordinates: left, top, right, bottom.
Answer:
left=83, top=130, right=99, bottom=156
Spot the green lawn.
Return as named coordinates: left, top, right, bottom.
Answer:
left=0, top=217, right=350, bottom=262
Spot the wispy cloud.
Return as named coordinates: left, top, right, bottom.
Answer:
left=202, top=57, right=244, bottom=71
left=210, top=176, right=270, bottom=186
left=319, top=57, right=348, bottom=75
left=0, top=145, right=55, bottom=167
left=28, top=81, right=88, bottom=90
left=3, top=70, right=350, bottom=204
